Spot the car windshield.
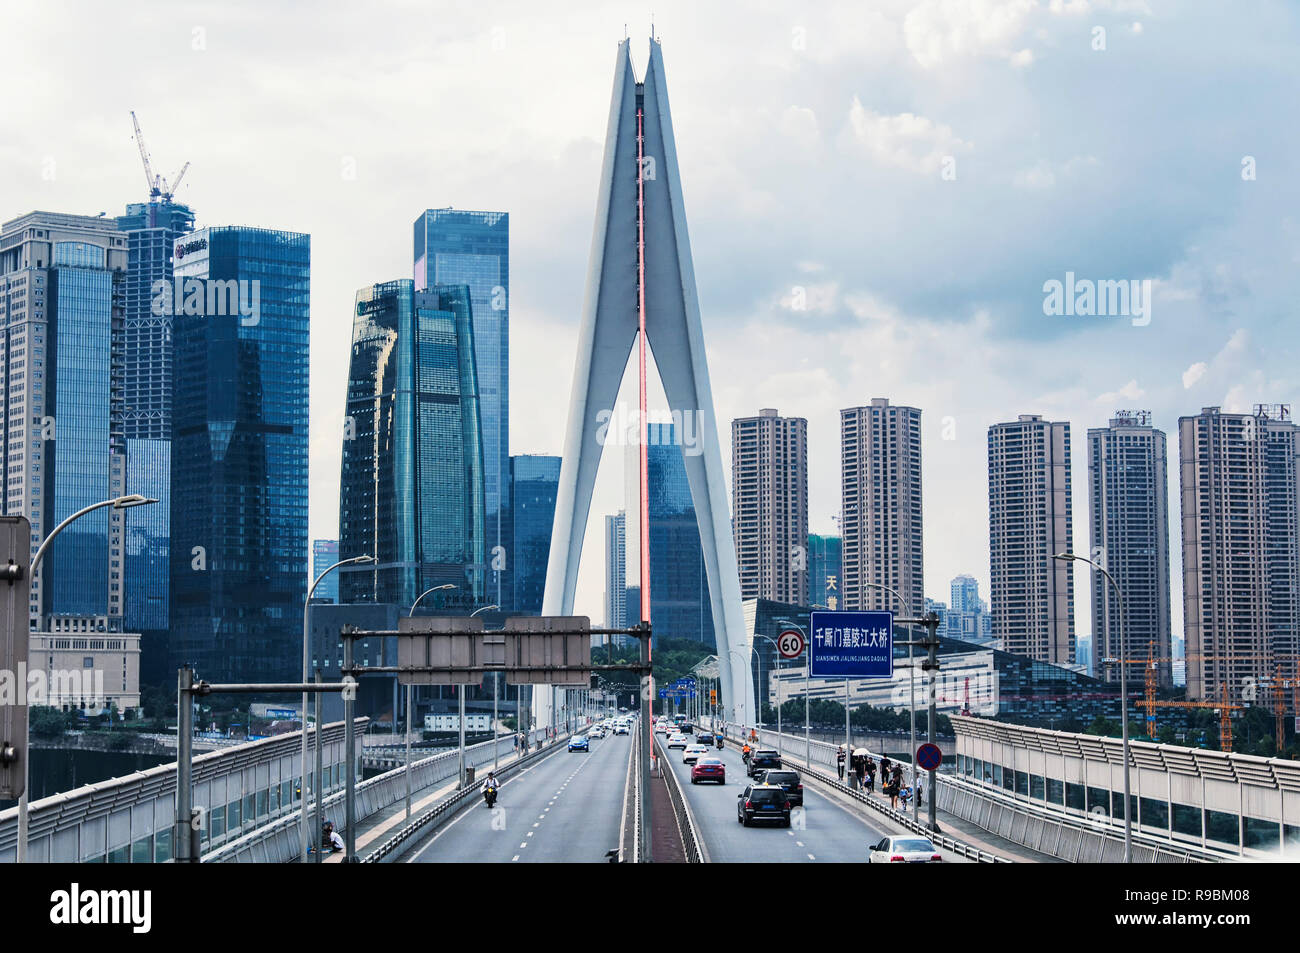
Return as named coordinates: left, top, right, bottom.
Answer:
left=895, top=839, right=936, bottom=852
left=766, top=773, right=797, bottom=784
left=698, top=759, right=722, bottom=765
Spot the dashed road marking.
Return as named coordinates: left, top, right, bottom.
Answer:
left=511, top=855, right=520, bottom=862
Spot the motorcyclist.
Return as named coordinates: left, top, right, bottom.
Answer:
left=741, top=741, right=752, bottom=764
left=481, top=770, right=500, bottom=807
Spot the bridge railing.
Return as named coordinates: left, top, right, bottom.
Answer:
left=205, top=727, right=548, bottom=863
left=654, top=736, right=705, bottom=863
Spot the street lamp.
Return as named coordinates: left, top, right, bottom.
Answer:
left=727, top=649, right=749, bottom=729
left=754, top=635, right=781, bottom=752
left=1055, top=551, right=1131, bottom=863
left=405, top=584, right=457, bottom=818
left=457, top=604, right=499, bottom=785
left=301, top=553, right=374, bottom=862
left=863, top=581, right=921, bottom=823
left=16, top=494, right=158, bottom=863
left=776, top=619, right=811, bottom=773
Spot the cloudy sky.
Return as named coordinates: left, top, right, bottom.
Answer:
left=6, top=0, right=1298, bottom=645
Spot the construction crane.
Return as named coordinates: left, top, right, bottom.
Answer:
left=1268, top=666, right=1300, bottom=755
left=1108, top=641, right=1297, bottom=752
left=130, top=111, right=189, bottom=201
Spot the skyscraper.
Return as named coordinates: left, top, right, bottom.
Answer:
left=948, top=574, right=993, bottom=645
left=117, top=198, right=195, bottom=672
left=413, top=209, right=508, bottom=607
left=626, top=422, right=715, bottom=645
left=510, top=454, right=560, bottom=614
left=988, top=414, right=1075, bottom=665
left=840, top=399, right=924, bottom=615
left=337, top=279, right=485, bottom=609
left=1087, top=411, right=1172, bottom=688
left=169, top=225, right=310, bottom=682
left=0, top=211, right=130, bottom=629
left=1179, top=405, right=1300, bottom=706
left=605, top=510, right=627, bottom=631
left=312, top=539, right=340, bottom=603
left=731, top=408, right=808, bottom=604
left=806, top=533, right=842, bottom=609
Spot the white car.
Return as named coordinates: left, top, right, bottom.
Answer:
left=590, top=727, right=604, bottom=739
left=613, top=724, right=629, bottom=735
left=682, top=744, right=709, bottom=764
left=666, top=733, right=688, bottom=749
left=868, top=836, right=943, bottom=863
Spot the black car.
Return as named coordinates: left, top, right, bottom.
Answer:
left=756, top=769, right=803, bottom=806
left=747, top=749, right=781, bottom=778
left=736, top=783, right=792, bottom=827
left=696, top=731, right=715, bottom=745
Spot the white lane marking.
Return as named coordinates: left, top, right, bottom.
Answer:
left=796, top=841, right=804, bottom=847
left=511, top=855, right=520, bottom=862
left=519, top=842, right=527, bottom=849
left=533, top=822, right=540, bottom=828
left=527, top=831, right=534, bottom=837
left=808, top=853, right=816, bottom=860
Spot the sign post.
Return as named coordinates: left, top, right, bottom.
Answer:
left=810, top=610, right=893, bottom=790
left=0, top=517, right=30, bottom=808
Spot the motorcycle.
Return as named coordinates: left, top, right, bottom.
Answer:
left=483, top=785, right=499, bottom=808
left=715, top=736, right=724, bottom=750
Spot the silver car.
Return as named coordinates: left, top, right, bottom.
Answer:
left=868, top=836, right=943, bottom=863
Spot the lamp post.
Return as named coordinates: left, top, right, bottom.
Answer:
left=301, top=553, right=374, bottom=862
left=1055, top=552, right=1131, bottom=863
left=16, top=494, right=158, bottom=863
left=727, top=649, right=749, bottom=730
left=863, top=581, right=921, bottom=824
left=754, top=635, right=781, bottom=752
left=406, top=584, right=457, bottom=818
left=776, top=619, right=810, bottom=773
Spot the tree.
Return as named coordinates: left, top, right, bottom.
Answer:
left=29, top=706, right=69, bottom=738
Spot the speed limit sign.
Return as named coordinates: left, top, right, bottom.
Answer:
left=778, top=629, right=806, bottom=659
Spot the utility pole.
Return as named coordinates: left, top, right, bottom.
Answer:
left=919, top=611, right=941, bottom=832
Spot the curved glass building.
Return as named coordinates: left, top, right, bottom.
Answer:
left=338, top=279, right=485, bottom=607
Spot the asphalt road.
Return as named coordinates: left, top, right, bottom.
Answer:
left=408, top=729, right=632, bottom=863
left=660, top=739, right=890, bottom=863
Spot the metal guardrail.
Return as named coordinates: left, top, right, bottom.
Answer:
left=654, top=737, right=706, bottom=863
left=621, top=725, right=641, bottom=863
left=363, top=732, right=573, bottom=863
left=715, top=723, right=1008, bottom=863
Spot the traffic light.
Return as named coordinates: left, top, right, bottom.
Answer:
left=0, top=516, right=31, bottom=800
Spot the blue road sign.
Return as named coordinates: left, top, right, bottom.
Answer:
left=916, top=743, right=942, bottom=771
left=808, top=610, right=893, bottom=678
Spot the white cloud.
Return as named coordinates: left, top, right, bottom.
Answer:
left=902, top=0, right=1038, bottom=68
left=1182, top=362, right=1208, bottom=389
left=845, top=97, right=969, bottom=174
left=1095, top=378, right=1144, bottom=403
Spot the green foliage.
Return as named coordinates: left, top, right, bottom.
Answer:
left=29, top=705, right=69, bottom=738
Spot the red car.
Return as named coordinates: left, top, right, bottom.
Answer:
left=691, top=757, right=726, bottom=784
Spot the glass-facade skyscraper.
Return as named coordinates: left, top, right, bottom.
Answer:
left=312, top=539, right=340, bottom=603
left=509, top=455, right=560, bottom=615
left=626, top=422, right=715, bottom=646
left=169, top=225, right=311, bottom=683
left=338, top=279, right=485, bottom=609
left=806, top=533, right=842, bottom=609
left=117, top=198, right=195, bottom=678
left=413, top=210, right=509, bottom=606
left=0, top=211, right=130, bottom=629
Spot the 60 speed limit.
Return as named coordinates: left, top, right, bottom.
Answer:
left=777, top=629, right=805, bottom=659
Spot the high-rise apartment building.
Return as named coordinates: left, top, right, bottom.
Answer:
left=413, top=209, right=508, bottom=607
left=807, top=533, right=842, bottom=609
left=1087, top=411, right=1173, bottom=688
left=605, top=510, right=627, bottom=631
left=731, top=408, right=808, bottom=604
left=0, top=211, right=130, bottom=629
left=510, top=455, right=560, bottom=614
left=337, top=279, right=485, bottom=610
left=988, top=415, right=1075, bottom=665
left=947, top=574, right=993, bottom=644
left=1179, top=405, right=1300, bottom=705
left=169, top=225, right=310, bottom=682
left=626, top=422, right=715, bottom=645
left=840, top=399, right=924, bottom=615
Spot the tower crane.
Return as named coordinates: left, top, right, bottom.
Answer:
left=130, top=111, right=189, bottom=201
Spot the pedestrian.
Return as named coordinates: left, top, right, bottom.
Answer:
left=880, top=754, right=891, bottom=779
left=865, top=760, right=876, bottom=794
left=885, top=774, right=899, bottom=809
left=836, top=745, right=846, bottom=781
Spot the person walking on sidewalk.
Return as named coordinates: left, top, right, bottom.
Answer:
left=836, top=745, right=846, bottom=781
